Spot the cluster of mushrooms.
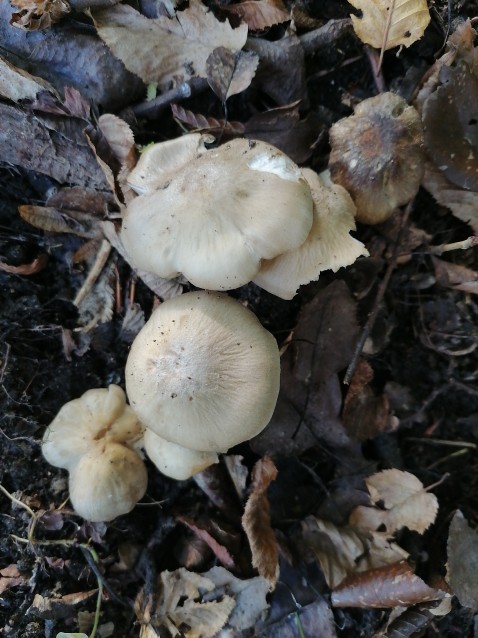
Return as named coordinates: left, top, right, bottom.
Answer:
left=42, top=94, right=424, bottom=521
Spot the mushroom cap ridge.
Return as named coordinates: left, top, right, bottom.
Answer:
left=125, top=291, right=281, bottom=452
left=121, top=138, right=314, bottom=291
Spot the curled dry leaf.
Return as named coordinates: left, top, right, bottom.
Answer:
left=432, top=256, right=478, bottom=295
left=224, top=0, right=289, bottom=31
left=92, top=2, right=248, bottom=87
left=348, top=0, right=430, bottom=54
left=19, top=205, right=101, bottom=239
left=10, top=0, right=70, bottom=30
left=300, top=516, right=409, bottom=589
left=171, top=103, right=245, bottom=135
left=349, top=469, right=439, bottom=535
left=331, top=561, right=444, bottom=608
left=242, top=457, right=279, bottom=589
left=0, top=254, right=48, bottom=276
left=329, top=92, right=424, bottom=224
left=447, top=510, right=478, bottom=609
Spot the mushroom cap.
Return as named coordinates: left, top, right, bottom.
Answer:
left=143, top=427, right=219, bottom=480
left=125, top=291, right=280, bottom=452
left=253, top=169, right=368, bottom=299
left=329, top=92, right=424, bottom=224
left=69, top=440, right=148, bottom=522
left=127, top=133, right=212, bottom=195
left=121, top=138, right=314, bottom=291
left=42, top=385, right=143, bottom=471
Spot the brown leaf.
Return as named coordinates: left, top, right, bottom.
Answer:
left=171, top=103, right=245, bottom=135
left=331, top=561, right=444, bottom=608
left=423, top=61, right=478, bottom=192
left=92, top=2, right=248, bottom=87
left=242, top=457, right=279, bottom=588
left=349, top=470, right=439, bottom=535
left=300, top=516, right=409, bottom=589
left=244, top=102, right=323, bottom=164
left=11, top=0, right=70, bottom=30
left=224, top=0, right=289, bottom=31
left=19, top=205, right=101, bottom=238
left=206, top=47, right=258, bottom=102
left=0, top=57, right=57, bottom=102
left=0, top=254, right=48, bottom=275
left=447, top=510, right=478, bottom=609
left=177, top=516, right=236, bottom=569
left=432, top=256, right=478, bottom=295
left=0, top=565, right=28, bottom=595
left=343, top=359, right=398, bottom=441
left=252, top=281, right=358, bottom=456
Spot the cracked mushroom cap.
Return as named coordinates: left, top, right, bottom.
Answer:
left=125, top=291, right=280, bottom=452
left=121, top=138, right=314, bottom=291
left=42, top=385, right=147, bottom=522
left=253, top=169, right=369, bottom=299
left=143, top=428, right=219, bottom=481
left=42, top=384, right=143, bottom=470
left=329, top=92, right=424, bottom=224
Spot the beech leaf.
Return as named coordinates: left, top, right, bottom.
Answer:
left=331, top=561, right=445, bottom=608
left=92, top=2, right=248, bottom=87
left=224, top=0, right=289, bottom=31
left=206, top=47, right=259, bottom=102
left=349, top=469, right=439, bottom=535
left=349, top=0, right=431, bottom=53
left=242, top=457, right=279, bottom=588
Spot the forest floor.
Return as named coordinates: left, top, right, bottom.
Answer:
left=1, top=0, right=478, bottom=636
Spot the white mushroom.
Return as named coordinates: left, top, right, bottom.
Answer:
left=143, top=428, right=219, bottom=481
left=253, top=169, right=369, bottom=299
left=125, top=291, right=280, bottom=452
left=42, top=385, right=147, bottom=521
left=121, top=138, right=314, bottom=291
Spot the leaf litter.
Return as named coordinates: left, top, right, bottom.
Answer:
left=1, top=1, right=478, bottom=637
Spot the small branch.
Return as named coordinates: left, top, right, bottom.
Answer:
left=344, top=203, right=413, bottom=384
left=131, top=78, right=208, bottom=120
left=299, top=18, right=352, bottom=57
left=428, top=235, right=478, bottom=256
left=74, top=239, right=111, bottom=307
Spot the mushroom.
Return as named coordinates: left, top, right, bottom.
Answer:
left=121, top=138, right=314, bottom=291
left=143, top=428, right=219, bottom=481
left=42, top=385, right=147, bottom=522
left=328, top=92, right=424, bottom=224
left=125, top=291, right=280, bottom=452
left=253, top=168, right=369, bottom=299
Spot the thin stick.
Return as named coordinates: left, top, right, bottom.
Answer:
left=428, top=235, right=478, bottom=255
left=344, top=203, right=412, bottom=384
left=74, top=239, right=111, bottom=307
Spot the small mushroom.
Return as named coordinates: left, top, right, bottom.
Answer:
left=253, top=168, right=368, bottom=299
left=125, top=291, right=280, bottom=452
left=143, top=428, right=219, bottom=481
left=329, top=92, right=424, bottom=224
left=121, top=138, right=314, bottom=291
left=42, top=385, right=147, bottom=521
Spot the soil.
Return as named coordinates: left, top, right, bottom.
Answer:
left=1, top=1, right=478, bottom=637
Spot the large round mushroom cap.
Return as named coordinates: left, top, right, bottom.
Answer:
left=125, top=291, right=280, bottom=452
left=121, top=138, right=314, bottom=291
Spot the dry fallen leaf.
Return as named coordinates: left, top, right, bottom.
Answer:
left=0, top=56, right=57, bottom=102
left=301, top=516, right=409, bottom=589
left=242, top=457, right=279, bottom=589
left=206, top=47, right=258, bottom=102
left=224, top=0, right=289, bottom=31
left=171, top=104, right=245, bottom=135
left=10, top=0, right=70, bottom=30
left=432, top=256, right=478, bottom=295
left=92, top=2, right=248, bottom=87
left=349, top=0, right=430, bottom=56
left=349, top=469, right=439, bottom=535
left=331, top=561, right=445, bottom=608
left=0, top=565, right=28, bottom=595
left=447, top=510, right=478, bottom=609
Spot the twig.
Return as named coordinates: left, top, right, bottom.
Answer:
left=131, top=78, right=208, bottom=120
left=74, top=239, right=111, bottom=307
left=428, top=235, right=478, bottom=255
left=344, top=203, right=413, bottom=384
